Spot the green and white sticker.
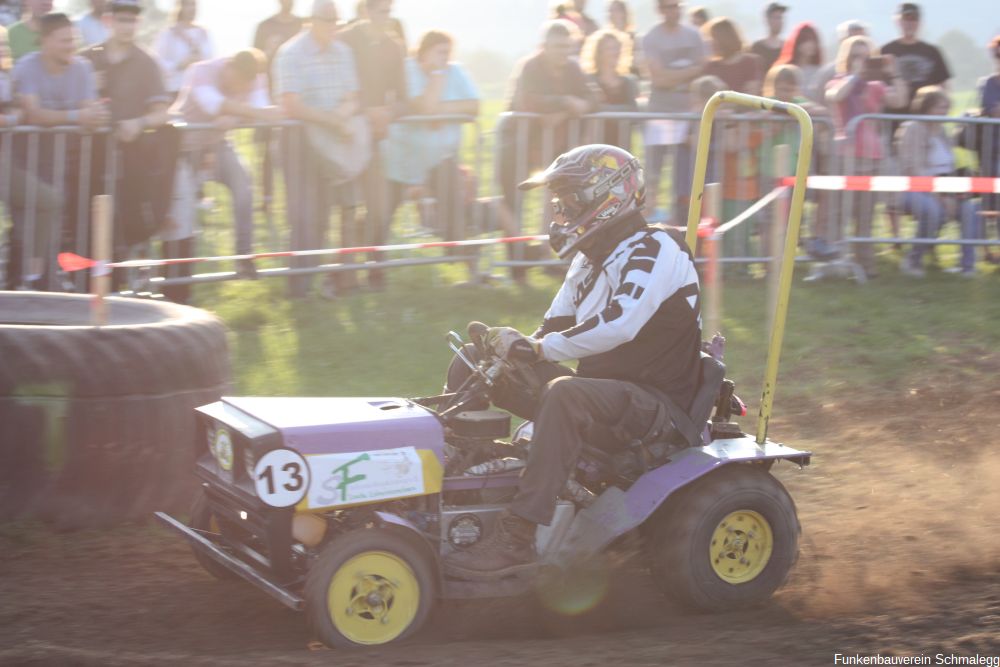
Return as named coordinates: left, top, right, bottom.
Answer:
left=212, top=428, right=234, bottom=471
left=306, top=446, right=425, bottom=510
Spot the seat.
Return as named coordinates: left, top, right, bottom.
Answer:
left=688, top=352, right=726, bottom=436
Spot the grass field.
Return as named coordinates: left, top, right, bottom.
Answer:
left=196, top=257, right=999, bottom=427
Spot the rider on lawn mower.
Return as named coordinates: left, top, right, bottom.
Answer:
left=443, top=143, right=704, bottom=580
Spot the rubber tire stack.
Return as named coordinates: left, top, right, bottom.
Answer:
left=0, top=292, right=230, bottom=527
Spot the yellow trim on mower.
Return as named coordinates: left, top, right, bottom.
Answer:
left=684, top=91, right=814, bottom=445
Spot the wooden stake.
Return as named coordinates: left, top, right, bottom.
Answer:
left=91, top=194, right=113, bottom=327
left=769, top=144, right=791, bottom=333
left=703, top=182, right=722, bottom=337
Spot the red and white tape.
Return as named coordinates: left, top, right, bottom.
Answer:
left=58, top=234, right=551, bottom=273
left=780, top=175, right=1000, bottom=194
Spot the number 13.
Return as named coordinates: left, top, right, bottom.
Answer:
left=258, top=462, right=303, bottom=495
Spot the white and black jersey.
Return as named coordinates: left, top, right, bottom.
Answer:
left=535, top=225, right=702, bottom=408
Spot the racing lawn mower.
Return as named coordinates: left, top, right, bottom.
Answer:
left=155, top=92, right=816, bottom=648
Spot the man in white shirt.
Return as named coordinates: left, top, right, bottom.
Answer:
left=167, top=50, right=281, bottom=279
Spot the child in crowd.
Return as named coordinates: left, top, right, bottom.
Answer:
left=761, top=64, right=834, bottom=260
left=825, top=35, right=906, bottom=277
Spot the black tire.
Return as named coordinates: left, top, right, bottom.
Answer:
left=645, top=464, right=800, bottom=612
left=305, top=528, right=436, bottom=649
left=0, top=292, right=229, bottom=527
left=189, top=488, right=239, bottom=581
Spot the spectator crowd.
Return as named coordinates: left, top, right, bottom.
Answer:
left=0, top=0, right=998, bottom=298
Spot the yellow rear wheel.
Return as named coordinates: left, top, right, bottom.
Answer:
left=646, top=465, right=799, bottom=611
left=708, top=510, right=774, bottom=584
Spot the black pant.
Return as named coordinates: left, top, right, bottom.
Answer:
left=283, top=127, right=360, bottom=297
left=446, top=347, right=673, bottom=525
left=92, top=126, right=180, bottom=248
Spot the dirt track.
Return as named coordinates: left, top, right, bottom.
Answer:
left=2, top=373, right=998, bottom=666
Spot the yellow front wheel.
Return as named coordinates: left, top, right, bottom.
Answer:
left=305, top=528, right=435, bottom=648
left=189, top=489, right=239, bottom=581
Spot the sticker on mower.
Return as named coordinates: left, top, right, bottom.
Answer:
left=305, top=446, right=425, bottom=510
left=253, top=449, right=310, bottom=508
left=212, top=428, right=235, bottom=472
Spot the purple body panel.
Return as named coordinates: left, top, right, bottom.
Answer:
left=624, top=438, right=809, bottom=520
left=222, top=397, right=446, bottom=461
left=549, top=437, right=810, bottom=565
left=624, top=448, right=722, bottom=519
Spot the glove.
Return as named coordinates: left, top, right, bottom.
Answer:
left=485, top=326, right=541, bottom=363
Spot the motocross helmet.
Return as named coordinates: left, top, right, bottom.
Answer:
left=519, top=144, right=645, bottom=258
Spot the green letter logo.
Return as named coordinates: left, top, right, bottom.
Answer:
left=332, top=453, right=370, bottom=502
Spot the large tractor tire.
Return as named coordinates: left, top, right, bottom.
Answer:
left=0, top=291, right=229, bottom=527
left=645, top=464, right=800, bottom=612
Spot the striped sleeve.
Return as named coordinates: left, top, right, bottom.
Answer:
left=540, top=232, right=697, bottom=362
left=531, top=253, right=586, bottom=338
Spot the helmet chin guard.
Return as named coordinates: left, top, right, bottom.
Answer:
left=519, top=144, right=645, bottom=258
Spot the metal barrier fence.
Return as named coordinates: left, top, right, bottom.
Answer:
left=836, top=113, right=1000, bottom=274
left=0, top=126, right=119, bottom=291
left=4, top=109, right=1000, bottom=294
left=494, top=109, right=1000, bottom=276
left=494, top=110, right=837, bottom=272
left=0, top=114, right=480, bottom=295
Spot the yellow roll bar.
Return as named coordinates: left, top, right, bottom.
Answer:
left=684, top=91, right=814, bottom=445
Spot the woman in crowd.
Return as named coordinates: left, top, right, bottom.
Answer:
left=606, top=0, right=641, bottom=75
left=761, top=64, right=834, bottom=261
left=770, top=28, right=836, bottom=259
left=384, top=30, right=480, bottom=257
left=581, top=28, right=638, bottom=149
left=897, top=86, right=981, bottom=277
left=826, top=35, right=906, bottom=277
left=155, top=0, right=214, bottom=98
left=698, top=17, right=764, bottom=260
left=701, top=17, right=763, bottom=95
left=774, top=22, right=823, bottom=103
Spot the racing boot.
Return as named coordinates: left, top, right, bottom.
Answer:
left=443, top=510, right=537, bottom=580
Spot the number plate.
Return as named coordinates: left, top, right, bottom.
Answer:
left=253, top=449, right=310, bottom=508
